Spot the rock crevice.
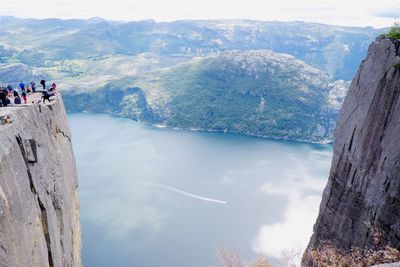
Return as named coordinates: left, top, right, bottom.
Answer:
left=303, top=37, right=400, bottom=266
left=0, top=96, right=81, bottom=267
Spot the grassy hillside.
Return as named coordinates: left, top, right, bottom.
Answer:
left=64, top=50, right=347, bottom=142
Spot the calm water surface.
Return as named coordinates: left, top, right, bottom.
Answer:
left=68, top=113, right=333, bottom=267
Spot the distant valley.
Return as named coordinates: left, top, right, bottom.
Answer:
left=0, top=17, right=385, bottom=142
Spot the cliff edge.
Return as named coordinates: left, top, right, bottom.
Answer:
left=302, top=37, right=400, bottom=266
left=0, top=96, right=81, bottom=266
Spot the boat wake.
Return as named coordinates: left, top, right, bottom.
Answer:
left=137, top=182, right=229, bottom=205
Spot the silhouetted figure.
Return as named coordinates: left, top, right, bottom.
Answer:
left=31, top=81, right=36, bottom=92
left=41, top=91, right=54, bottom=103
left=40, top=79, right=46, bottom=90
left=0, top=88, right=8, bottom=107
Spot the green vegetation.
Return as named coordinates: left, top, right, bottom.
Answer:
left=382, top=22, right=400, bottom=39
left=64, top=50, right=346, bottom=142
left=0, top=17, right=362, bottom=142
left=0, top=17, right=384, bottom=81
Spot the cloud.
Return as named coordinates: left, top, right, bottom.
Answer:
left=0, top=0, right=398, bottom=27
left=253, top=193, right=321, bottom=264
left=283, top=5, right=340, bottom=13
left=371, top=8, right=400, bottom=19
left=252, top=151, right=330, bottom=265
left=57, top=0, right=72, bottom=5
left=81, top=187, right=166, bottom=239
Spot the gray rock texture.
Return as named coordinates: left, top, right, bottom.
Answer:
left=302, top=37, right=400, bottom=266
left=0, top=96, right=81, bottom=267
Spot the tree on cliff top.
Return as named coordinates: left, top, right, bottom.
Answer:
left=384, top=22, right=400, bottom=39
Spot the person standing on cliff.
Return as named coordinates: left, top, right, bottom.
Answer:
left=19, top=81, right=25, bottom=91
left=21, top=89, right=27, bottom=104
left=31, top=81, right=36, bottom=93
left=40, top=79, right=46, bottom=90
left=50, top=82, right=57, bottom=95
left=13, top=88, right=19, bottom=98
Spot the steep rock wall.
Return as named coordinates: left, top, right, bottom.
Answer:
left=0, top=96, right=81, bottom=266
left=302, top=36, right=400, bottom=266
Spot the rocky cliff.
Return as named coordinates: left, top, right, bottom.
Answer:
left=0, top=96, right=81, bottom=266
left=302, top=37, right=400, bottom=266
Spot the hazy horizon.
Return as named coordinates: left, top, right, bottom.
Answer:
left=0, top=15, right=392, bottom=29
left=0, top=0, right=398, bottom=28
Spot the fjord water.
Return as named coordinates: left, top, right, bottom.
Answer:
left=68, top=113, right=332, bottom=267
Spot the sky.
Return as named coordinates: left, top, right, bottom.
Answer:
left=0, top=0, right=399, bottom=28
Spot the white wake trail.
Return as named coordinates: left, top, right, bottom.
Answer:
left=137, top=182, right=229, bottom=205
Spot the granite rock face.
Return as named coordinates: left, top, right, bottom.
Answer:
left=0, top=96, right=81, bottom=266
left=303, top=37, right=400, bottom=266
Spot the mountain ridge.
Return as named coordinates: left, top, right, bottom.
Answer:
left=64, top=49, right=348, bottom=143
left=0, top=16, right=384, bottom=80
left=0, top=17, right=381, bottom=143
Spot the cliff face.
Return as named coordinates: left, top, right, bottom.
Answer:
left=303, top=37, right=400, bottom=266
left=0, top=96, right=81, bottom=266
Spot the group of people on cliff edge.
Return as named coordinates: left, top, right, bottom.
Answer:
left=0, top=79, right=57, bottom=107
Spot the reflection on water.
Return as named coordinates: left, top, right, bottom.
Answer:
left=68, top=113, right=332, bottom=267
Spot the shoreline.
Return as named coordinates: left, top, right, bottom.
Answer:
left=69, top=110, right=334, bottom=146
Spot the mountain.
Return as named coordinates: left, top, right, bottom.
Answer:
left=303, top=37, right=400, bottom=266
left=0, top=63, right=48, bottom=83
left=0, top=17, right=384, bottom=142
left=0, top=17, right=384, bottom=79
left=64, top=50, right=348, bottom=142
